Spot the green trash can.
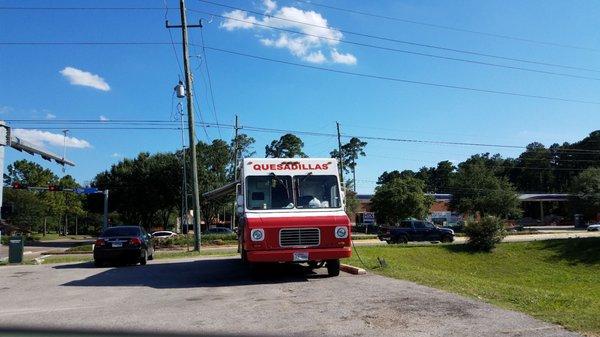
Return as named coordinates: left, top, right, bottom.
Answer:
left=8, top=236, right=24, bottom=264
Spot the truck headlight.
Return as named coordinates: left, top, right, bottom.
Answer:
left=250, top=228, right=265, bottom=241
left=334, top=226, right=348, bottom=239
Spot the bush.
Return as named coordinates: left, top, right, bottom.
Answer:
left=464, top=216, right=507, bottom=252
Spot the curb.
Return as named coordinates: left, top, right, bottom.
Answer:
left=340, top=263, right=367, bottom=275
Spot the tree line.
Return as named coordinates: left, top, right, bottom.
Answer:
left=4, top=130, right=600, bottom=234
left=371, top=131, right=600, bottom=223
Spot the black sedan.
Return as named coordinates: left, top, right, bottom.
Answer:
left=93, top=226, right=154, bottom=267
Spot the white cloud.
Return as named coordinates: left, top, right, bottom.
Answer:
left=221, top=10, right=258, bottom=30
left=110, top=152, right=122, bottom=158
left=45, top=113, right=56, bottom=119
left=12, top=129, right=91, bottom=149
left=331, top=49, right=357, bottom=65
left=263, top=0, right=277, bottom=13
left=303, top=51, right=326, bottom=63
left=60, top=67, right=110, bottom=91
left=221, top=4, right=356, bottom=65
left=99, top=115, right=109, bottom=122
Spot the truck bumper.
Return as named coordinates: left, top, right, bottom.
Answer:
left=247, top=247, right=351, bottom=263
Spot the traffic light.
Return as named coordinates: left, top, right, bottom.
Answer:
left=48, top=185, right=63, bottom=192
left=11, top=182, right=27, bottom=189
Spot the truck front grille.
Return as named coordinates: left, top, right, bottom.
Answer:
left=279, top=228, right=320, bottom=247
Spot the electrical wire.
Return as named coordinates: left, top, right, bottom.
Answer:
left=5, top=39, right=600, bottom=105
left=194, top=0, right=600, bottom=73
left=199, top=27, right=223, bottom=138
left=191, top=9, right=600, bottom=82
left=4, top=3, right=600, bottom=72
left=9, top=119, right=600, bottom=154
left=291, top=0, right=600, bottom=53
left=196, top=45, right=600, bottom=106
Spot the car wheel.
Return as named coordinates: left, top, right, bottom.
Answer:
left=139, top=249, right=147, bottom=266
left=94, top=259, right=104, bottom=267
left=399, top=236, right=409, bottom=244
left=441, top=235, right=454, bottom=243
left=326, top=259, right=340, bottom=277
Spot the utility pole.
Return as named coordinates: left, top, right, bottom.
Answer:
left=178, top=103, right=189, bottom=234
left=336, top=122, right=345, bottom=184
left=166, top=0, right=203, bottom=251
left=232, top=115, right=240, bottom=230
left=62, top=129, right=69, bottom=173
left=102, top=189, right=109, bottom=232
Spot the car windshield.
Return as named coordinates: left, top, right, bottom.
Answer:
left=101, top=227, right=140, bottom=237
left=294, top=175, right=340, bottom=209
left=246, top=175, right=294, bottom=210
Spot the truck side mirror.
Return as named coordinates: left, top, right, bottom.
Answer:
left=236, top=195, right=244, bottom=207
left=236, top=206, right=244, bottom=215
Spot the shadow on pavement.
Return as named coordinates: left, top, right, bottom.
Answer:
left=56, top=257, right=329, bottom=288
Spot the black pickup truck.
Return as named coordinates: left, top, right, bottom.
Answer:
left=378, top=219, right=455, bottom=244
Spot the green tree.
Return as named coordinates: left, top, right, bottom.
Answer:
left=370, top=176, right=434, bottom=224
left=93, top=152, right=182, bottom=229
left=450, top=160, right=521, bottom=218
left=330, top=137, right=367, bottom=191
left=265, top=133, right=307, bottom=158
left=511, top=142, right=554, bottom=192
left=571, top=167, right=600, bottom=220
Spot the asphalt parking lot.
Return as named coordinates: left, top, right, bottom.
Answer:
left=0, top=257, right=580, bottom=337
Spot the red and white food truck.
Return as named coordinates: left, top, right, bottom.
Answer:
left=234, top=158, right=352, bottom=276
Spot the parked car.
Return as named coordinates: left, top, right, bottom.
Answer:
left=378, top=220, right=455, bottom=244
left=151, top=230, right=177, bottom=238
left=204, top=227, right=234, bottom=235
left=94, top=226, right=154, bottom=267
left=587, top=223, right=600, bottom=231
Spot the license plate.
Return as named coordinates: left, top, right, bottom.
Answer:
left=112, top=242, right=123, bottom=248
left=293, top=252, right=309, bottom=262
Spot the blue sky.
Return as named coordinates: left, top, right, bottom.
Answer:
left=1, top=0, right=600, bottom=193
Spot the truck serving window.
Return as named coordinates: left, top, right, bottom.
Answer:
left=294, top=175, right=340, bottom=209
left=246, top=176, right=294, bottom=210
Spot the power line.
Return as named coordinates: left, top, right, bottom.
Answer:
left=9, top=119, right=600, bottom=153
left=7, top=39, right=596, bottom=105
left=197, top=45, right=600, bottom=105
left=4, top=3, right=600, bottom=72
left=198, top=27, right=223, bottom=138
left=194, top=0, right=600, bottom=74
left=291, top=0, right=600, bottom=53
left=191, top=9, right=600, bottom=82
left=164, top=0, right=184, bottom=76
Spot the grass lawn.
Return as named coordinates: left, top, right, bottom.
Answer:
left=346, top=238, right=600, bottom=336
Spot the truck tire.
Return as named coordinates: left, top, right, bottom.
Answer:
left=326, top=259, right=340, bottom=277
left=398, top=235, right=409, bottom=244
left=241, top=249, right=249, bottom=265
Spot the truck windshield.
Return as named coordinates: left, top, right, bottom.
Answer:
left=294, top=175, right=340, bottom=209
left=246, top=175, right=294, bottom=210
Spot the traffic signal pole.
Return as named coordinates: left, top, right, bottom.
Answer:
left=167, top=0, right=203, bottom=251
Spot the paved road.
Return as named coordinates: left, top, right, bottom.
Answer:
left=0, top=257, right=579, bottom=337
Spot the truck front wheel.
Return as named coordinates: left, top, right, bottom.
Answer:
left=326, top=259, right=340, bottom=277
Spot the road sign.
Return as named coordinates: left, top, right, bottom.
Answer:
left=363, top=212, right=375, bottom=224
left=74, top=187, right=100, bottom=195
